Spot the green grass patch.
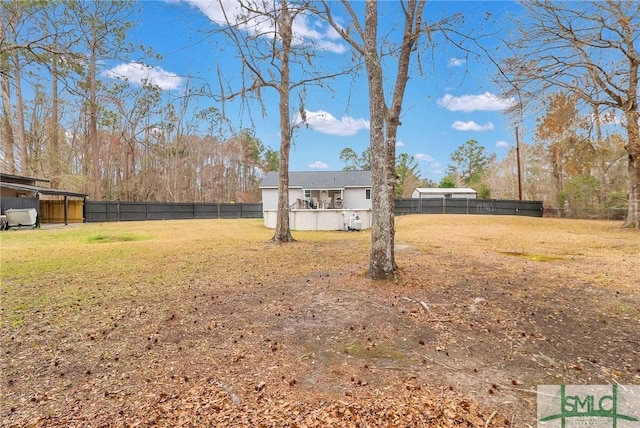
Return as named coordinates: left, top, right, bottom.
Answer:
left=87, top=234, right=149, bottom=243
left=0, top=219, right=368, bottom=330
left=499, top=251, right=565, bottom=262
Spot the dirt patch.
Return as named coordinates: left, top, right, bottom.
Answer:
left=1, top=216, right=638, bottom=426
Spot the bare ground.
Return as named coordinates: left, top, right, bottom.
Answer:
left=1, top=215, right=639, bottom=427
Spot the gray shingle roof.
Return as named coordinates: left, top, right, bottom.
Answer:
left=259, top=170, right=371, bottom=189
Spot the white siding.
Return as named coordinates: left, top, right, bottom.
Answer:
left=263, top=209, right=372, bottom=230
left=343, top=187, right=371, bottom=210
left=261, top=188, right=304, bottom=210
left=262, top=187, right=371, bottom=210
left=261, top=189, right=278, bottom=210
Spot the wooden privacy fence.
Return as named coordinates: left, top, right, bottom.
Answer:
left=85, top=201, right=263, bottom=222
left=40, top=200, right=84, bottom=223
left=395, top=198, right=543, bottom=217
left=0, top=197, right=84, bottom=224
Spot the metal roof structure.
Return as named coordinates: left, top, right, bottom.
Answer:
left=259, top=170, right=371, bottom=189
left=0, top=181, right=87, bottom=198
left=1, top=173, right=87, bottom=198
left=413, top=187, right=477, bottom=195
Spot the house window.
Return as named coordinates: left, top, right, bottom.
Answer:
left=304, top=190, right=311, bottom=199
left=365, top=189, right=371, bottom=200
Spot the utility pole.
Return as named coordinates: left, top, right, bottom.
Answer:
left=515, top=126, right=523, bottom=201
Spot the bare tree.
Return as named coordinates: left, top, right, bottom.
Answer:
left=0, top=15, right=17, bottom=173
left=66, top=0, right=135, bottom=200
left=2, top=1, right=67, bottom=175
left=322, top=0, right=428, bottom=279
left=1, top=2, right=27, bottom=174
left=501, top=0, right=640, bottom=228
left=1, top=0, right=88, bottom=181
left=213, top=0, right=348, bottom=242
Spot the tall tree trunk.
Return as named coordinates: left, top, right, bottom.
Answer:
left=0, top=13, right=16, bottom=174
left=365, top=0, right=423, bottom=279
left=623, top=109, right=639, bottom=228
left=50, top=51, right=60, bottom=187
left=89, top=36, right=101, bottom=200
left=272, top=1, right=294, bottom=243
left=593, top=104, right=607, bottom=208
left=1, top=64, right=16, bottom=174
left=10, top=49, right=27, bottom=174
left=550, top=144, right=563, bottom=208
left=364, top=0, right=394, bottom=278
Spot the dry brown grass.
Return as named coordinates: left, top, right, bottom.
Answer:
left=1, top=215, right=638, bottom=427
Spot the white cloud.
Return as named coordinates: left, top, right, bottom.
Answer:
left=308, top=161, right=328, bottom=169
left=294, top=109, right=369, bottom=136
left=291, top=14, right=346, bottom=53
left=451, top=121, right=494, bottom=132
left=601, top=112, right=622, bottom=125
left=415, top=153, right=433, bottom=162
left=103, top=62, right=182, bottom=90
left=184, top=0, right=248, bottom=25
left=438, top=92, right=516, bottom=112
left=448, top=58, right=465, bottom=67
left=430, top=162, right=442, bottom=169
left=184, top=0, right=346, bottom=53
left=496, top=140, right=510, bottom=148
left=396, top=140, right=405, bottom=147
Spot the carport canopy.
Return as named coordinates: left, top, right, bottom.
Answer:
left=0, top=180, right=87, bottom=225
left=0, top=181, right=87, bottom=198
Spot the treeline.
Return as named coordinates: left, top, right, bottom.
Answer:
left=1, top=1, right=278, bottom=202
left=341, top=96, right=629, bottom=218
left=1, top=2, right=635, bottom=219
left=440, top=94, right=628, bottom=217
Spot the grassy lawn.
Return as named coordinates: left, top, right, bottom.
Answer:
left=1, top=219, right=366, bottom=325
left=1, top=216, right=638, bottom=426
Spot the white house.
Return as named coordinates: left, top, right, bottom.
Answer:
left=412, top=187, right=477, bottom=199
left=259, top=170, right=372, bottom=231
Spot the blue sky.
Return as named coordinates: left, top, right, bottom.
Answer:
left=103, top=1, right=527, bottom=182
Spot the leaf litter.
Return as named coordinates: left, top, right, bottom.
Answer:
left=1, top=216, right=638, bottom=426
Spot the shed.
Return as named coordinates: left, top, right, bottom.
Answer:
left=412, top=187, right=477, bottom=199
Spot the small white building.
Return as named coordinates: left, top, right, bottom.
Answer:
left=259, top=170, right=372, bottom=231
left=412, top=187, right=477, bottom=199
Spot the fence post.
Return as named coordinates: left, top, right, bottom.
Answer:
left=64, top=196, right=69, bottom=225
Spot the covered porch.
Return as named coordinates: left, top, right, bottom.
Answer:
left=293, top=188, right=344, bottom=210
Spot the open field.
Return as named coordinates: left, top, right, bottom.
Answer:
left=1, top=216, right=639, bottom=426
